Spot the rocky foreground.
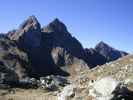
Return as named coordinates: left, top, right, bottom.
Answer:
left=55, top=55, right=133, bottom=100
left=0, top=55, right=133, bottom=100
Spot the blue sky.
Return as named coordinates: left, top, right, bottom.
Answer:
left=0, top=0, right=133, bottom=53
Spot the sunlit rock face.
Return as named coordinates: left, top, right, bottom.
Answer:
left=8, top=16, right=42, bottom=48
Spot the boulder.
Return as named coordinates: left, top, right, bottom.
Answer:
left=112, top=84, right=133, bottom=100
left=58, top=84, right=76, bottom=100
left=89, top=77, right=119, bottom=100
left=89, top=77, right=133, bottom=100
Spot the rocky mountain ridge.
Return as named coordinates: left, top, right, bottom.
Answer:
left=0, top=15, right=128, bottom=85
left=95, top=41, right=128, bottom=62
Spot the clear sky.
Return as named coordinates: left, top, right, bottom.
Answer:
left=0, top=0, right=133, bottom=53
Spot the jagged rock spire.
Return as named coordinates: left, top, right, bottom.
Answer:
left=8, top=15, right=42, bottom=48
left=19, top=15, right=41, bottom=31
left=42, top=18, right=68, bottom=33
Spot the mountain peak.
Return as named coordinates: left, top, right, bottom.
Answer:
left=95, top=41, right=128, bottom=61
left=42, top=18, right=68, bottom=33
left=52, top=18, right=61, bottom=23
left=95, top=41, right=110, bottom=48
left=8, top=16, right=42, bottom=47
left=98, top=41, right=106, bottom=44
left=19, top=15, right=41, bottom=31
left=94, top=41, right=115, bottom=52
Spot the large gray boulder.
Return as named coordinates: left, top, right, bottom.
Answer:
left=89, top=77, right=133, bottom=100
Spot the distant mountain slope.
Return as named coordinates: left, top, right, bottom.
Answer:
left=83, top=41, right=128, bottom=67
left=86, top=55, right=133, bottom=81
left=95, top=41, right=128, bottom=62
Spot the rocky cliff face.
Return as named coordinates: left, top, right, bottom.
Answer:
left=38, top=18, right=88, bottom=76
left=42, top=18, right=85, bottom=59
